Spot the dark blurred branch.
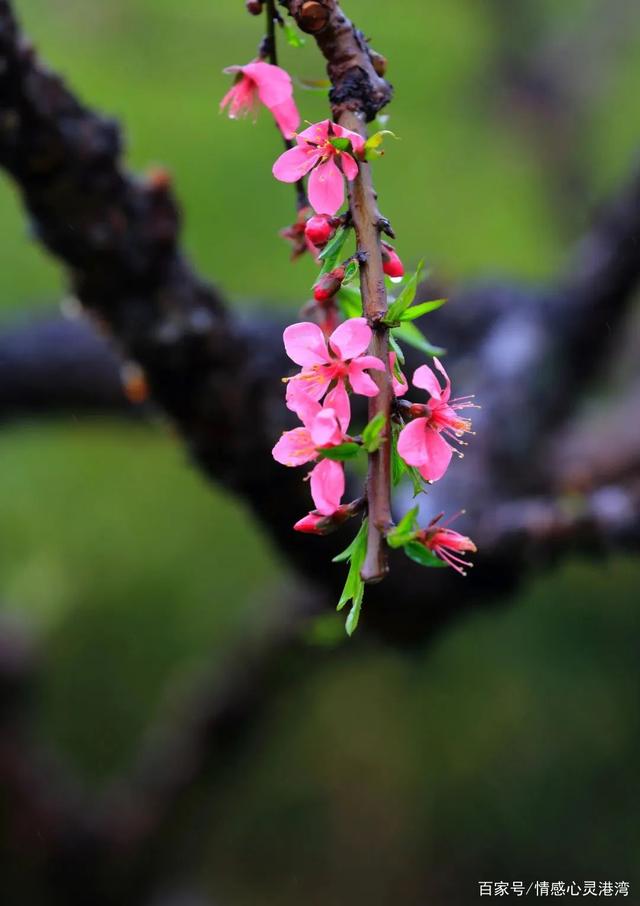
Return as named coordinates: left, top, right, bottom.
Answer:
left=0, top=311, right=131, bottom=420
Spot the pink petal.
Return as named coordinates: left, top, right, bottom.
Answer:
left=310, top=458, right=345, bottom=515
left=272, top=427, right=316, bottom=466
left=273, top=144, right=320, bottom=183
left=412, top=363, right=444, bottom=401
left=390, top=352, right=408, bottom=397
left=308, top=156, right=345, bottom=216
left=298, top=120, right=331, bottom=145
left=417, top=432, right=453, bottom=481
left=286, top=369, right=330, bottom=408
left=340, top=151, right=359, bottom=181
left=270, top=96, right=300, bottom=140
left=310, top=409, right=342, bottom=448
left=283, top=322, right=330, bottom=367
left=432, top=357, right=452, bottom=402
left=285, top=380, right=322, bottom=426
left=243, top=61, right=293, bottom=108
left=220, top=76, right=255, bottom=119
left=348, top=364, right=381, bottom=397
left=397, top=420, right=453, bottom=481
left=324, top=381, right=351, bottom=433
left=328, top=317, right=371, bottom=361
left=331, top=122, right=366, bottom=156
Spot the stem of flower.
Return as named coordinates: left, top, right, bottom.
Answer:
left=339, top=110, right=392, bottom=583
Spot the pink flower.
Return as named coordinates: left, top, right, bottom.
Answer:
left=397, top=358, right=475, bottom=482
left=284, top=318, right=385, bottom=407
left=419, top=515, right=477, bottom=575
left=220, top=60, right=300, bottom=139
left=390, top=352, right=408, bottom=397
left=272, top=384, right=350, bottom=515
left=272, top=120, right=365, bottom=215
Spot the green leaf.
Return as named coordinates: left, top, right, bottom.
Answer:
left=362, top=412, right=386, bottom=452
left=342, top=258, right=359, bottom=284
left=282, top=22, right=306, bottom=47
left=392, top=321, right=446, bottom=357
left=337, top=286, right=362, bottom=319
left=319, top=226, right=349, bottom=274
left=297, top=77, right=332, bottom=92
left=385, top=261, right=423, bottom=323
left=329, top=137, right=351, bottom=152
left=319, top=442, right=361, bottom=461
left=387, top=506, right=419, bottom=548
left=364, top=129, right=398, bottom=160
left=391, top=423, right=406, bottom=487
left=398, top=298, right=447, bottom=322
left=345, top=581, right=364, bottom=636
left=335, top=519, right=368, bottom=626
left=404, top=541, right=448, bottom=568
left=388, top=333, right=405, bottom=366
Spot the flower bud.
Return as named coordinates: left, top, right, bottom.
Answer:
left=305, top=214, right=334, bottom=248
left=245, top=0, right=264, bottom=14
left=313, top=265, right=345, bottom=303
left=294, top=500, right=362, bottom=534
left=381, top=242, right=404, bottom=279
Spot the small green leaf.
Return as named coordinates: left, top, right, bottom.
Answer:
left=392, top=321, right=446, bottom=357
left=342, top=258, right=359, bottom=284
left=364, top=130, right=398, bottom=160
left=388, top=333, right=405, bottom=365
left=319, top=226, right=349, bottom=274
left=387, top=507, right=419, bottom=548
left=385, top=261, right=423, bottom=323
left=398, top=298, right=447, bottom=322
left=391, top=423, right=406, bottom=487
left=320, top=442, right=361, bottom=461
left=329, top=137, right=351, bottom=152
left=335, top=519, right=368, bottom=624
left=297, top=77, right=331, bottom=92
left=362, top=412, right=386, bottom=452
left=282, top=22, right=306, bottom=47
left=404, top=541, right=448, bottom=568
left=345, top=581, right=364, bottom=635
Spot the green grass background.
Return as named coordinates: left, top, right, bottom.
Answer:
left=1, top=1, right=639, bottom=902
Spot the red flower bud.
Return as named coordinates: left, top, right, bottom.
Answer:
left=313, top=265, right=345, bottom=303
left=245, top=0, right=263, bottom=14
left=381, top=242, right=404, bottom=279
left=305, top=214, right=335, bottom=248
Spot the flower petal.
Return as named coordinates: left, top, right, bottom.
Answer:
left=273, top=144, right=320, bottom=183
left=412, top=363, right=444, bottom=401
left=283, top=322, right=330, bottom=367
left=270, top=96, right=300, bottom=140
left=298, top=120, right=331, bottom=145
left=390, top=352, right=408, bottom=397
left=348, top=364, right=381, bottom=397
left=308, top=156, right=345, bottom=216
left=272, top=427, right=316, bottom=466
left=243, top=61, right=293, bottom=108
left=285, top=379, right=322, bottom=426
left=324, top=381, right=351, bottom=433
left=397, top=420, right=453, bottom=481
left=310, top=458, right=345, bottom=515
left=286, top=369, right=330, bottom=408
left=328, top=317, right=371, bottom=361
left=340, top=151, right=359, bottom=181
left=310, top=409, right=342, bottom=448
left=432, top=357, right=452, bottom=402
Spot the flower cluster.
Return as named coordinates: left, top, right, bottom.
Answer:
left=221, top=8, right=478, bottom=633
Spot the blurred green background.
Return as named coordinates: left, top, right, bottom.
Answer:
left=1, top=0, right=639, bottom=903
